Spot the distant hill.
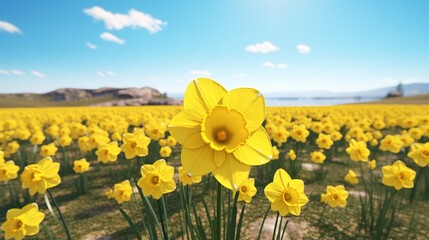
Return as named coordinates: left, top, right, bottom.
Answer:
left=361, top=93, right=429, bottom=105
left=264, top=83, right=429, bottom=99
left=0, top=87, right=182, bottom=108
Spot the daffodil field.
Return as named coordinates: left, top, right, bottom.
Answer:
left=1, top=79, right=429, bottom=239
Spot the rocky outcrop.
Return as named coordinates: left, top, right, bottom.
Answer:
left=42, top=87, right=181, bottom=106
left=92, top=97, right=182, bottom=106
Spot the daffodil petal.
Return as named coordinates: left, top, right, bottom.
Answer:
left=221, top=88, right=265, bottom=132
left=274, top=169, right=292, bottom=189
left=212, top=154, right=250, bottom=190
left=214, top=150, right=226, bottom=167
left=168, top=110, right=206, bottom=149
left=264, top=183, right=283, bottom=202
left=181, top=145, right=217, bottom=176
left=183, top=78, right=227, bottom=113
left=233, top=126, right=272, bottom=166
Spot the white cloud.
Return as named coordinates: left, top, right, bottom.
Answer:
left=245, top=41, right=280, bottom=54
left=0, top=20, right=22, bottom=34
left=296, top=44, right=311, bottom=54
left=86, top=42, right=97, bottom=49
left=83, top=6, right=167, bottom=33
left=402, top=78, right=419, bottom=84
left=97, top=71, right=115, bottom=77
left=262, top=62, right=276, bottom=68
left=100, top=32, right=125, bottom=44
left=0, top=69, right=9, bottom=75
left=262, top=62, right=287, bottom=69
left=377, top=77, right=397, bottom=85
left=31, top=70, right=46, bottom=78
left=11, top=69, right=25, bottom=76
left=189, top=70, right=211, bottom=77
left=277, top=63, right=288, bottom=69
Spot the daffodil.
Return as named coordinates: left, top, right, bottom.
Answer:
left=121, top=130, right=151, bottom=159
left=233, top=178, right=257, bottom=203
left=272, top=146, right=279, bottom=160
left=316, top=133, right=333, bottom=149
left=168, top=78, right=272, bottom=189
left=382, top=160, right=416, bottom=190
left=321, top=185, right=349, bottom=208
left=344, top=169, right=359, bottom=185
left=290, top=124, right=309, bottom=143
left=21, top=157, right=61, bottom=195
left=96, top=141, right=121, bottom=163
left=407, top=143, right=429, bottom=167
left=159, top=146, right=172, bottom=158
left=287, top=149, right=297, bottom=161
left=264, top=169, right=308, bottom=216
left=346, top=139, right=370, bottom=162
left=0, top=151, right=20, bottom=182
left=178, top=166, right=202, bottom=186
left=39, top=143, right=58, bottom=158
left=73, top=158, right=90, bottom=173
left=111, top=180, right=133, bottom=204
left=1, top=203, right=45, bottom=240
left=137, top=159, right=176, bottom=199
left=311, top=151, right=326, bottom=164
left=379, top=135, right=403, bottom=153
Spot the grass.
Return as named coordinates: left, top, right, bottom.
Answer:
left=362, top=94, right=429, bottom=105
left=0, top=94, right=117, bottom=108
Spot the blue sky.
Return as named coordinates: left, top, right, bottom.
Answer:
left=0, top=0, right=428, bottom=94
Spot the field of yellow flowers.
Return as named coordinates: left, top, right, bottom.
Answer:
left=1, top=79, right=429, bottom=240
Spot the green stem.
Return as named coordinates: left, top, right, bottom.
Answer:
left=216, top=181, right=223, bottom=240
left=47, top=189, right=72, bottom=240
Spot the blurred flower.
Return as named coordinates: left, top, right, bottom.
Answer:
left=1, top=203, right=45, bottom=240
left=311, top=151, right=326, bottom=164
left=287, top=149, right=297, bottom=161
left=346, top=139, right=370, bottom=162
left=73, top=158, right=90, bottom=173
left=382, top=160, right=416, bottom=190
left=407, top=143, right=429, bottom=167
left=121, top=130, right=151, bottom=159
left=272, top=146, right=279, bottom=160
left=379, top=135, right=403, bottom=153
left=39, top=143, right=58, bottom=158
left=96, top=141, right=121, bottom=163
left=0, top=151, right=19, bottom=182
left=344, top=169, right=359, bottom=185
left=290, top=124, right=309, bottom=143
left=159, top=146, right=172, bottom=158
left=321, top=185, right=349, bottom=208
left=316, top=133, right=333, bottom=149
left=112, top=180, right=133, bottom=204
left=21, top=157, right=61, bottom=195
left=233, top=178, right=257, bottom=203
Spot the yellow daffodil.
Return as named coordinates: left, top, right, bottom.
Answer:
left=272, top=146, right=280, bottom=160
left=272, top=127, right=289, bottom=147
left=21, top=157, right=61, bottom=195
left=168, top=78, right=272, bottom=189
left=39, top=143, right=58, bottom=158
left=166, top=135, right=177, bottom=147
left=407, top=143, right=429, bottom=167
left=287, top=149, right=297, bottom=161
left=111, top=180, right=133, bottom=204
left=96, top=141, right=121, bottom=163
left=290, top=124, right=310, bottom=143
left=121, top=130, right=151, bottom=159
left=382, top=160, right=416, bottom=190
left=138, top=159, right=176, bottom=199
left=311, top=151, right=326, bottom=164
left=316, top=133, right=334, bottom=149
left=29, top=131, right=45, bottom=145
left=367, top=159, right=377, bottom=170
left=321, top=185, right=349, bottom=208
left=1, top=203, right=45, bottom=240
left=159, top=146, right=172, bottom=158
left=73, top=158, right=90, bottom=173
left=379, top=135, right=403, bottom=153
left=233, top=178, right=257, bottom=203
left=264, top=169, right=308, bottom=216
left=346, top=139, right=370, bottom=162
left=344, top=169, right=359, bottom=185
left=0, top=151, right=20, bottom=182
left=178, top=166, right=202, bottom=186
